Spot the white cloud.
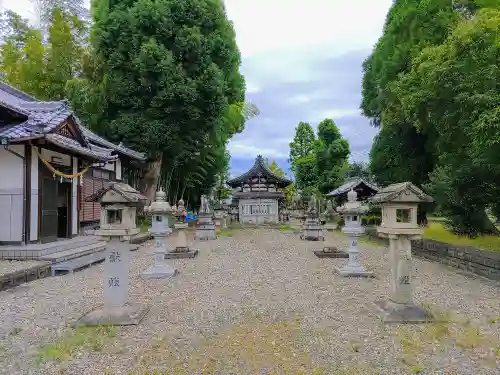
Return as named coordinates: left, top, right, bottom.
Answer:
left=228, top=137, right=289, bottom=159
left=225, top=0, right=392, bottom=58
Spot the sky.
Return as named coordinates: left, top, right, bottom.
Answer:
left=5, top=0, right=393, bottom=178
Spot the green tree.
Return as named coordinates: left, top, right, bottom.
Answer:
left=86, top=0, right=246, bottom=203
left=265, top=158, right=294, bottom=205
left=389, top=8, right=500, bottom=235
left=288, top=121, right=317, bottom=191
left=314, top=118, right=350, bottom=194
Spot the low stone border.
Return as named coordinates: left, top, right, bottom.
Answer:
left=365, top=227, right=500, bottom=281
left=0, top=262, right=52, bottom=292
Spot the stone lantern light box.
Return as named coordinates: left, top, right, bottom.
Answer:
left=86, top=183, right=147, bottom=241
left=374, top=182, right=432, bottom=237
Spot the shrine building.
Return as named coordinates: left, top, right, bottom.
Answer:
left=226, top=155, right=292, bottom=224
left=0, top=82, right=145, bottom=245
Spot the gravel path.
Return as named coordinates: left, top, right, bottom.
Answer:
left=0, top=260, right=50, bottom=277
left=0, top=229, right=499, bottom=374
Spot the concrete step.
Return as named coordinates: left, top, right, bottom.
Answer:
left=41, top=237, right=103, bottom=256
left=40, top=241, right=107, bottom=263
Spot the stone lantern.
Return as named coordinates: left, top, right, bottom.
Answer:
left=370, top=182, right=434, bottom=323
left=141, top=189, right=177, bottom=279
left=195, top=194, right=217, bottom=240
left=300, top=194, right=324, bottom=241
left=335, top=189, right=373, bottom=277
left=167, top=198, right=199, bottom=259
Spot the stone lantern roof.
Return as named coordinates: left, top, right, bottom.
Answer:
left=370, top=182, right=433, bottom=204
left=85, top=182, right=147, bottom=207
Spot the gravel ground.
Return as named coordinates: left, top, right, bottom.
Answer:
left=0, top=229, right=499, bottom=375
left=0, top=260, right=50, bottom=277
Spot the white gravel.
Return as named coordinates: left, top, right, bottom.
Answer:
left=0, top=229, right=499, bottom=375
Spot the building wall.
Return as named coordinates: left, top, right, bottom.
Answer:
left=72, top=156, right=79, bottom=235
left=30, top=146, right=39, bottom=241
left=0, top=145, right=25, bottom=242
left=238, top=198, right=279, bottom=224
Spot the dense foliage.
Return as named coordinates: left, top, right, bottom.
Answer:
left=361, top=0, right=500, bottom=234
left=288, top=119, right=350, bottom=200
left=0, top=1, right=255, bottom=209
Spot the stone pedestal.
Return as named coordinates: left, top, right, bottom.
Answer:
left=335, top=234, right=373, bottom=277
left=167, top=223, right=199, bottom=259
left=78, top=238, right=149, bottom=326
left=313, top=246, right=348, bottom=258
left=195, top=213, right=217, bottom=240
left=375, top=234, right=432, bottom=323
left=142, top=235, right=177, bottom=279
left=300, top=214, right=324, bottom=241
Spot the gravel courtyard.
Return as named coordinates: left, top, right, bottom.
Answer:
left=0, top=228, right=499, bottom=375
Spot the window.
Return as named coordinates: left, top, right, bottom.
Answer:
left=396, top=209, right=411, bottom=223
left=107, top=209, right=122, bottom=224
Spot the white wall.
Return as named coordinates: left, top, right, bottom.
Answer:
left=72, top=156, right=78, bottom=235
left=30, top=146, right=39, bottom=241
left=0, top=145, right=25, bottom=242
left=41, top=149, right=71, bottom=167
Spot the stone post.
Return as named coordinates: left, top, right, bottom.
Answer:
left=77, top=236, right=149, bottom=326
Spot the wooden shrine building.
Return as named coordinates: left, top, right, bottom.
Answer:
left=227, top=155, right=292, bottom=224
left=326, top=178, right=379, bottom=203
left=0, top=82, right=145, bottom=245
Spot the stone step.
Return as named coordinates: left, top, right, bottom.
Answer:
left=51, top=251, right=106, bottom=276
left=40, top=241, right=107, bottom=263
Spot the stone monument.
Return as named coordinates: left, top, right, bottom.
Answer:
left=78, top=228, right=148, bottom=324
left=141, top=190, right=178, bottom=280
left=86, top=183, right=147, bottom=242
left=334, top=189, right=373, bottom=277
left=167, top=199, right=199, bottom=259
left=300, top=194, right=324, bottom=241
left=371, top=182, right=434, bottom=323
left=195, top=194, right=217, bottom=240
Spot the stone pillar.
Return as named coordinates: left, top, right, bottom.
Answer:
left=77, top=237, right=149, bottom=326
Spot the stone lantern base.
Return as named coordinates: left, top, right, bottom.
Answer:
left=301, top=214, right=324, bottom=241
left=77, top=303, right=149, bottom=326
left=375, top=300, right=434, bottom=324
left=313, top=246, right=349, bottom=258
left=335, top=265, right=374, bottom=278
left=195, top=213, right=217, bottom=240
left=141, top=264, right=178, bottom=279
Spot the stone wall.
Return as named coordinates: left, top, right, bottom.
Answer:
left=365, top=227, right=500, bottom=281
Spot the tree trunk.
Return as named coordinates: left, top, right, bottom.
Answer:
left=139, top=157, right=162, bottom=204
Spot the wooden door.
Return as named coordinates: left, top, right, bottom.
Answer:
left=40, top=176, right=58, bottom=243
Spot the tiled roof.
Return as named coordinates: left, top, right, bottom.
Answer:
left=227, top=155, right=292, bottom=187
left=326, top=178, right=379, bottom=197
left=0, top=82, right=142, bottom=162
left=46, top=134, right=118, bottom=161
left=80, top=126, right=146, bottom=161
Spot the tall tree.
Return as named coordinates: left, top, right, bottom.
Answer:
left=288, top=121, right=317, bottom=191
left=31, top=0, right=89, bottom=35
left=389, top=8, right=500, bottom=235
left=314, top=118, right=350, bottom=194
left=87, top=0, right=246, bottom=202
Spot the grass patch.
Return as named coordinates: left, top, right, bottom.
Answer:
left=35, top=325, right=117, bottom=365
left=277, top=224, right=293, bottom=231
left=423, top=222, right=500, bottom=252
left=216, top=227, right=236, bottom=237
left=133, top=315, right=329, bottom=374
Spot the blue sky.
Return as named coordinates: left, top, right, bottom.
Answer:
left=6, top=0, right=393, bottom=178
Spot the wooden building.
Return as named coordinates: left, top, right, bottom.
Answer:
left=326, top=178, right=379, bottom=203
left=0, top=82, right=144, bottom=245
left=226, top=155, right=292, bottom=224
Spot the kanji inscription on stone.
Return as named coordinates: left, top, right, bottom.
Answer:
left=104, top=238, right=129, bottom=307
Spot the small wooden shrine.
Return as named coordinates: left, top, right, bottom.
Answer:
left=226, top=155, right=292, bottom=224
